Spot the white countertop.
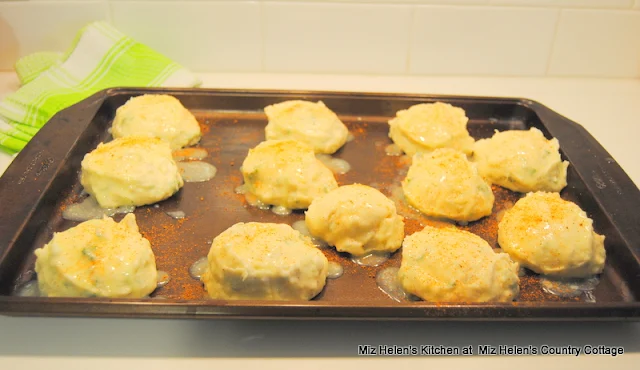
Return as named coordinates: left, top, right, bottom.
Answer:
left=1, top=72, right=639, bottom=369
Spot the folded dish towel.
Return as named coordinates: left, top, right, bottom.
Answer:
left=0, top=21, right=201, bottom=154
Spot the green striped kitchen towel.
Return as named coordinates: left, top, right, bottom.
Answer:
left=0, top=21, right=201, bottom=154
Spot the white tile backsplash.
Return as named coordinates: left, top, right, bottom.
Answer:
left=0, top=1, right=108, bottom=70
left=0, top=0, right=638, bottom=77
left=548, top=9, right=640, bottom=77
left=107, top=0, right=490, bottom=3
left=258, top=0, right=490, bottom=3
left=263, top=2, right=412, bottom=74
left=110, top=1, right=261, bottom=72
left=410, top=6, right=558, bottom=76
left=491, top=0, right=634, bottom=8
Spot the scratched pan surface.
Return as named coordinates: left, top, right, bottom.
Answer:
left=0, top=88, right=638, bottom=320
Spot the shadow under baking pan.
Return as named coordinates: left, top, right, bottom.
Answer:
left=0, top=316, right=639, bottom=357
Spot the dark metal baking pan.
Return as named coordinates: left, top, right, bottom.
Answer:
left=0, top=87, right=638, bottom=321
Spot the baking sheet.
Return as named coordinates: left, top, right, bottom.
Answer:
left=0, top=88, right=638, bottom=320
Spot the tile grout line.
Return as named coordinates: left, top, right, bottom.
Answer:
left=105, top=0, right=113, bottom=24
left=404, top=5, right=417, bottom=75
left=544, top=8, right=562, bottom=76
left=232, top=0, right=636, bottom=11
left=259, top=1, right=267, bottom=73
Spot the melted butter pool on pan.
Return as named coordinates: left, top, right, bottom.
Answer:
left=327, top=262, right=344, bottom=279
left=315, top=154, right=351, bottom=175
left=177, top=161, right=217, bottom=182
left=376, top=267, right=412, bottom=302
left=62, top=195, right=134, bottom=222
left=234, top=185, right=300, bottom=217
left=291, top=220, right=329, bottom=249
left=156, top=270, right=170, bottom=288
left=271, top=205, right=292, bottom=216
left=384, top=144, right=404, bottom=156
left=189, top=257, right=209, bottom=280
left=165, top=210, right=186, bottom=219
left=13, top=270, right=170, bottom=297
left=351, top=252, right=390, bottom=267
left=540, top=276, right=600, bottom=301
left=14, top=280, right=40, bottom=297
left=174, top=148, right=217, bottom=183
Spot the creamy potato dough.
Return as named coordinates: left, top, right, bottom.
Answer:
left=34, top=214, right=157, bottom=298
left=398, top=226, right=520, bottom=303
left=112, top=94, right=201, bottom=150
left=388, top=102, right=474, bottom=156
left=472, top=128, right=569, bottom=193
left=264, top=100, right=349, bottom=154
left=81, top=137, right=183, bottom=208
left=240, top=140, right=338, bottom=209
left=201, top=222, right=329, bottom=300
left=305, top=184, right=404, bottom=256
left=498, top=192, right=605, bottom=278
left=402, top=148, right=494, bottom=222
